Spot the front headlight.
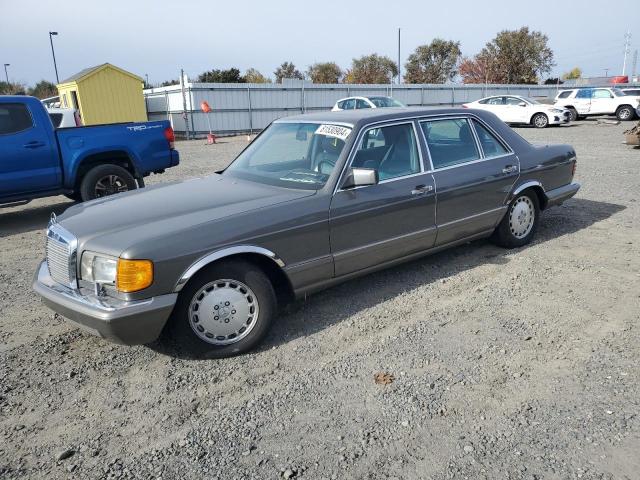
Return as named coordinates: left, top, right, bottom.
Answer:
left=80, top=252, right=153, bottom=292
left=80, top=252, right=117, bottom=285
left=551, top=108, right=563, bottom=113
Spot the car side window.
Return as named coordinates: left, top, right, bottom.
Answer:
left=505, top=97, right=524, bottom=106
left=0, top=103, right=33, bottom=135
left=336, top=100, right=345, bottom=109
left=593, top=89, right=613, bottom=99
left=558, top=91, right=572, bottom=99
left=576, top=89, right=592, bottom=99
left=421, top=118, right=480, bottom=169
left=356, top=99, right=371, bottom=109
left=486, top=97, right=504, bottom=105
left=472, top=120, right=509, bottom=158
left=352, top=123, right=420, bottom=181
left=342, top=99, right=355, bottom=110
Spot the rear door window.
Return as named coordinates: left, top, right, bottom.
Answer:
left=342, top=98, right=356, bottom=110
left=472, top=120, right=509, bottom=158
left=421, top=118, right=480, bottom=169
left=356, top=99, right=371, bottom=109
left=0, top=103, right=33, bottom=135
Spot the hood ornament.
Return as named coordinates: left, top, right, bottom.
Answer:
left=49, top=212, right=57, bottom=227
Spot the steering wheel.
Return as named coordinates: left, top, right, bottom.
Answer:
left=316, top=160, right=335, bottom=175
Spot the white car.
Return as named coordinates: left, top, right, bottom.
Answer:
left=331, top=96, right=406, bottom=111
left=620, top=87, right=640, bottom=97
left=47, top=107, right=82, bottom=128
left=462, top=95, right=570, bottom=128
left=554, top=87, right=639, bottom=121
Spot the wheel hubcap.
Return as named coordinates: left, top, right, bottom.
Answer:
left=509, top=196, right=535, bottom=239
left=188, top=279, right=259, bottom=345
left=619, top=109, right=631, bottom=119
left=94, top=175, right=129, bottom=197
left=535, top=115, right=547, bottom=127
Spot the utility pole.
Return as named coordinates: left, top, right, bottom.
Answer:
left=622, top=31, right=631, bottom=76
left=631, top=49, right=638, bottom=80
left=180, top=68, right=190, bottom=140
left=397, top=28, right=401, bottom=84
left=49, top=31, right=60, bottom=84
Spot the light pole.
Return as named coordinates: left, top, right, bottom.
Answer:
left=145, top=73, right=149, bottom=87
left=49, top=31, right=59, bottom=84
left=3, top=63, right=9, bottom=84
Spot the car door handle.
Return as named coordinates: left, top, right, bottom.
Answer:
left=411, top=184, right=433, bottom=195
left=502, top=165, right=518, bottom=174
left=23, top=141, right=46, bottom=149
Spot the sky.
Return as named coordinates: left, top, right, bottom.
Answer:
left=1, top=0, right=638, bottom=86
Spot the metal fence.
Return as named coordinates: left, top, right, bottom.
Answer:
left=143, top=80, right=635, bottom=137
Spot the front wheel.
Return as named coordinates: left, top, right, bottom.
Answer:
left=79, top=164, right=137, bottom=202
left=567, top=108, right=578, bottom=122
left=165, top=260, right=277, bottom=358
left=531, top=113, right=549, bottom=128
left=616, top=105, right=635, bottom=121
left=492, top=191, right=540, bottom=248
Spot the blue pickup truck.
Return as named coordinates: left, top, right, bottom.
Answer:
left=0, top=96, right=179, bottom=205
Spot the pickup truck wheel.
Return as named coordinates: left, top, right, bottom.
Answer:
left=616, top=105, right=635, bottom=121
left=531, top=113, right=549, bottom=128
left=492, top=191, right=540, bottom=248
left=79, top=165, right=137, bottom=202
left=167, top=259, right=277, bottom=358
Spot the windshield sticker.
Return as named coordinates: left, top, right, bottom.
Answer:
left=315, top=124, right=352, bottom=141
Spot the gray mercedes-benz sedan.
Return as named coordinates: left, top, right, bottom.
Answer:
left=33, top=107, right=580, bottom=357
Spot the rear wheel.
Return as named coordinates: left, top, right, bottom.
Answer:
left=79, top=164, right=137, bottom=202
left=165, top=259, right=277, bottom=358
left=531, top=113, right=549, bottom=128
left=616, top=105, right=635, bottom=121
left=492, top=191, right=540, bottom=248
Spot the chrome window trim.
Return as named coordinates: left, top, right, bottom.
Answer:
left=274, top=119, right=355, bottom=128
left=333, top=120, right=427, bottom=194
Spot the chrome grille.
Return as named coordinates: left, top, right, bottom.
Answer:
left=46, top=224, right=78, bottom=289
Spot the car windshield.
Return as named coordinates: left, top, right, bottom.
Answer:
left=223, top=122, right=351, bottom=190
left=368, top=97, right=406, bottom=108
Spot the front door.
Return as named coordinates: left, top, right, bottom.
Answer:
left=0, top=102, right=60, bottom=199
left=329, top=122, right=437, bottom=277
left=420, top=117, right=520, bottom=245
left=590, top=89, right=615, bottom=114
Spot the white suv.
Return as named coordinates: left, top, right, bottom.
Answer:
left=554, top=87, right=639, bottom=121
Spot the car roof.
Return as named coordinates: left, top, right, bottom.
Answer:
left=277, top=107, right=474, bottom=127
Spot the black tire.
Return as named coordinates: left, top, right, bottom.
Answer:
left=491, top=190, right=540, bottom=248
left=531, top=113, right=549, bottom=129
left=79, top=164, right=137, bottom=202
left=567, top=107, right=578, bottom=122
left=165, top=259, right=277, bottom=358
left=616, top=105, right=635, bottom=121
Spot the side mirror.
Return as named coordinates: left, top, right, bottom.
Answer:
left=518, top=101, right=527, bottom=107
left=341, top=167, right=379, bottom=189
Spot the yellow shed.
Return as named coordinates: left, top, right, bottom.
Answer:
left=56, top=63, right=147, bottom=125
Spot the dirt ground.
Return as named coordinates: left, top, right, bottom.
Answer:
left=1, top=120, right=639, bottom=480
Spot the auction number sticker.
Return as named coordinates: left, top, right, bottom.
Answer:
left=315, top=124, right=352, bottom=141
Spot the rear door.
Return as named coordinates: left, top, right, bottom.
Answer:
left=0, top=102, right=60, bottom=198
left=420, top=116, right=519, bottom=246
left=573, top=89, right=592, bottom=114
left=329, top=121, right=437, bottom=277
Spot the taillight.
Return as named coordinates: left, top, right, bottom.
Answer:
left=74, top=111, right=83, bottom=127
left=571, top=159, right=577, bottom=178
left=164, top=127, right=175, bottom=149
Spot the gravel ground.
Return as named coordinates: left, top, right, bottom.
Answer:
left=1, top=120, right=639, bottom=480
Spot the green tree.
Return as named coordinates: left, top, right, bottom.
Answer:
left=307, top=62, right=343, bottom=83
left=160, top=79, right=179, bottom=87
left=197, top=68, right=246, bottom=83
left=404, top=39, right=461, bottom=84
left=345, top=54, right=398, bottom=84
left=244, top=68, right=271, bottom=83
left=28, top=80, right=58, bottom=99
left=274, top=62, right=304, bottom=83
left=544, top=77, right=564, bottom=85
left=562, top=67, right=582, bottom=80
left=0, top=81, right=26, bottom=95
left=478, top=27, right=555, bottom=84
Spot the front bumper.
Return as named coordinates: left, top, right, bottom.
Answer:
left=33, top=261, right=177, bottom=345
left=549, top=111, right=571, bottom=124
left=545, top=182, right=580, bottom=208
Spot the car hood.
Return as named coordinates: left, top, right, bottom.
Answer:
left=58, top=174, right=315, bottom=256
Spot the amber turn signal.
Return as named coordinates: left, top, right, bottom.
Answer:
left=116, top=259, right=153, bottom=292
